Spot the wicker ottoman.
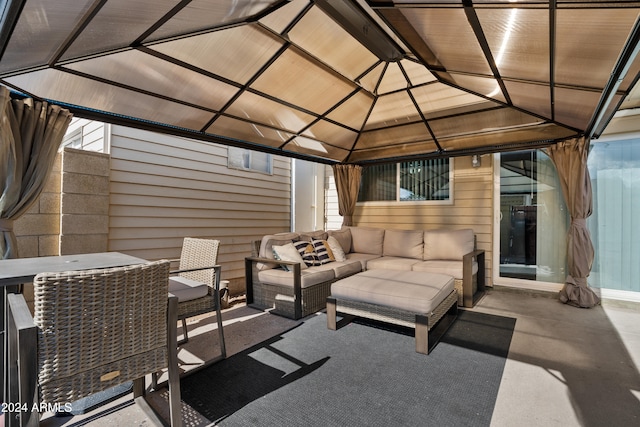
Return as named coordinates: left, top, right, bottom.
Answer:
left=326, top=269, right=458, bottom=354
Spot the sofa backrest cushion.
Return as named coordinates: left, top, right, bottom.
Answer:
left=423, top=228, right=475, bottom=261
left=327, top=228, right=352, bottom=254
left=298, top=230, right=328, bottom=241
left=348, top=226, right=385, bottom=255
left=257, top=232, right=300, bottom=270
left=383, top=229, right=424, bottom=259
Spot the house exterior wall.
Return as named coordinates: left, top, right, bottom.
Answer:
left=350, top=156, right=494, bottom=286
left=106, top=125, right=291, bottom=296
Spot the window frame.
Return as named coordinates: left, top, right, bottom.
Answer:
left=356, top=158, right=454, bottom=206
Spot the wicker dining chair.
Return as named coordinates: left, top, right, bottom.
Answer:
left=6, top=260, right=182, bottom=427
left=169, top=237, right=226, bottom=359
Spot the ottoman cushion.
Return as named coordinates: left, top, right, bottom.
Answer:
left=331, top=270, right=454, bottom=314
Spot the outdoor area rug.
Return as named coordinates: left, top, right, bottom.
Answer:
left=181, top=309, right=516, bottom=427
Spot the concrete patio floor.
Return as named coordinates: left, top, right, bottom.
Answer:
left=38, top=287, right=640, bottom=427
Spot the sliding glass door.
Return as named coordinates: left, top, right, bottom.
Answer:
left=498, top=150, right=569, bottom=284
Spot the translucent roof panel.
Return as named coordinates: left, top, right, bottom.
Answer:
left=5, top=69, right=214, bottom=130
left=377, top=62, right=409, bottom=95
left=357, top=122, right=433, bottom=150
left=0, top=0, right=94, bottom=73
left=437, top=73, right=507, bottom=104
left=555, top=9, right=640, bottom=90
left=410, top=83, right=490, bottom=117
left=206, top=115, right=293, bottom=148
left=399, top=8, right=492, bottom=75
left=503, top=81, right=552, bottom=120
left=289, top=136, right=351, bottom=161
left=301, top=120, right=358, bottom=149
left=224, top=91, right=316, bottom=133
left=61, top=0, right=181, bottom=61
left=65, top=50, right=240, bottom=112
left=146, top=0, right=280, bottom=42
left=251, top=47, right=357, bottom=115
left=151, top=25, right=284, bottom=86
left=364, top=91, right=422, bottom=130
left=325, top=90, right=374, bottom=131
left=288, top=5, right=379, bottom=80
left=260, top=0, right=311, bottom=34
left=2, top=0, right=639, bottom=164
left=477, top=8, right=550, bottom=83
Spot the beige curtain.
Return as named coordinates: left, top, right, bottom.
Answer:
left=545, top=136, right=600, bottom=308
left=331, top=164, right=363, bottom=227
left=0, top=86, right=73, bottom=259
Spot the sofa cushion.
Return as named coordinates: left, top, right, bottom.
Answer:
left=423, top=228, right=475, bottom=261
left=298, top=230, right=328, bottom=242
left=348, top=226, right=385, bottom=255
left=345, top=253, right=381, bottom=270
left=327, top=236, right=346, bottom=261
left=328, top=228, right=352, bottom=254
left=366, top=256, right=421, bottom=271
left=331, top=269, right=455, bottom=313
left=383, top=229, right=424, bottom=259
left=257, top=232, right=300, bottom=270
left=257, top=266, right=335, bottom=288
left=412, top=259, right=478, bottom=279
left=273, top=242, right=308, bottom=271
left=330, top=259, right=363, bottom=279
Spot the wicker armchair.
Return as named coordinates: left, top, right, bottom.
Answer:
left=6, top=260, right=182, bottom=427
left=169, top=237, right=226, bottom=359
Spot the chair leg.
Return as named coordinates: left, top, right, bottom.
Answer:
left=214, top=288, right=227, bottom=359
left=178, top=318, right=189, bottom=345
left=167, top=296, right=182, bottom=427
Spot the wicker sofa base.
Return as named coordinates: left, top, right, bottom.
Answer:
left=249, top=279, right=336, bottom=319
left=326, top=290, right=458, bottom=355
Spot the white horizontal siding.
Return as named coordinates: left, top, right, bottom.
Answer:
left=108, top=126, right=291, bottom=289
left=324, top=165, right=342, bottom=230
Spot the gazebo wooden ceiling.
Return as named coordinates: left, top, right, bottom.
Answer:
left=1, top=0, right=639, bottom=164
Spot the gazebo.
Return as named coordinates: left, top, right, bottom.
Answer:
left=2, top=0, right=640, bottom=308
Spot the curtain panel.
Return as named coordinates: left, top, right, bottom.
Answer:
left=331, top=164, right=363, bottom=227
left=545, top=137, right=601, bottom=308
left=0, top=86, right=73, bottom=259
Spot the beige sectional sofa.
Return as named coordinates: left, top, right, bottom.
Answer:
left=245, top=226, right=485, bottom=320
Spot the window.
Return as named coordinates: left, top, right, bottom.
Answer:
left=61, top=128, right=82, bottom=149
left=358, top=159, right=452, bottom=202
left=228, top=147, right=273, bottom=174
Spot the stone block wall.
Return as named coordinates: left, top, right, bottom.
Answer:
left=14, top=148, right=110, bottom=310
left=14, top=155, right=62, bottom=258
left=59, top=147, right=110, bottom=254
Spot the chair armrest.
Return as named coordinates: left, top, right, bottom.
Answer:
left=170, top=264, right=221, bottom=275
left=244, top=256, right=303, bottom=318
left=243, top=256, right=300, bottom=269
left=170, top=265, right=222, bottom=294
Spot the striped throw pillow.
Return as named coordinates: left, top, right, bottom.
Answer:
left=293, top=240, right=321, bottom=267
left=312, top=238, right=335, bottom=264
